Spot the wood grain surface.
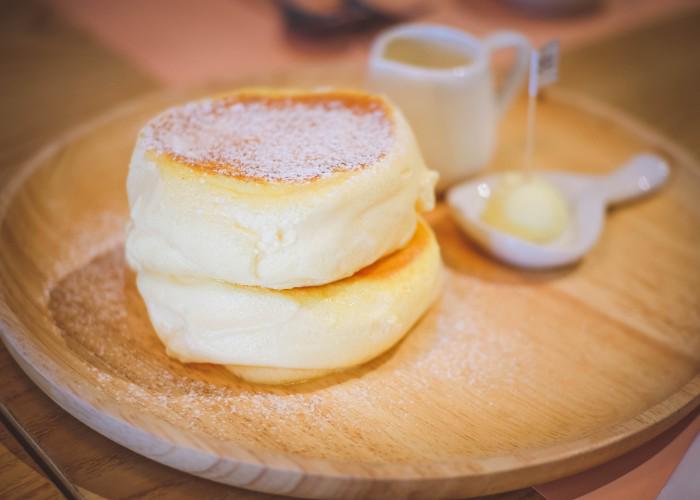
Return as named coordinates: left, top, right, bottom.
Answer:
left=1, top=61, right=699, bottom=497
left=1, top=1, right=700, bottom=499
left=0, top=424, right=60, bottom=500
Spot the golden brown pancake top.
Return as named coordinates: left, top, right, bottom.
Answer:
left=143, top=90, right=394, bottom=184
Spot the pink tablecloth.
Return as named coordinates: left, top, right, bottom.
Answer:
left=51, top=0, right=700, bottom=85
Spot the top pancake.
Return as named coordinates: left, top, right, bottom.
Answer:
left=126, top=87, right=437, bottom=289
left=141, top=89, right=395, bottom=184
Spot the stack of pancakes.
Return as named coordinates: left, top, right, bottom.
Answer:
left=126, top=88, right=442, bottom=384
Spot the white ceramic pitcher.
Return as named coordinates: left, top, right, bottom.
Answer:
left=367, top=24, right=531, bottom=189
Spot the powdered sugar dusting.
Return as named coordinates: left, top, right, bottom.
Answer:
left=408, top=278, right=527, bottom=391
left=48, top=248, right=542, bottom=461
left=142, top=94, right=394, bottom=183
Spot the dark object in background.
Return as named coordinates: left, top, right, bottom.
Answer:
left=506, top=0, right=602, bottom=17
left=279, top=0, right=426, bottom=38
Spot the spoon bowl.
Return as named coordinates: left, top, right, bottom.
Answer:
left=446, top=154, right=670, bottom=269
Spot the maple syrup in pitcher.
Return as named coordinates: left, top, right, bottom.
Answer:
left=383, top=36, right=474, bottom=69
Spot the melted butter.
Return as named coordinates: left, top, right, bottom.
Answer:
left=481, top=173, right=570, bottom=243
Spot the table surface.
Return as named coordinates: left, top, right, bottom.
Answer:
left=1, top=1, right=699, bottom=498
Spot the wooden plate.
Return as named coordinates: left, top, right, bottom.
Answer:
left=1, top=68, right=699, bottom=498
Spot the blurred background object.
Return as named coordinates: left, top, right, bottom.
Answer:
left=46, top=0, right=700, bottom=85
left=506, top=0, right=602, bottom=17
left=279, top=0, right=424, bottom=38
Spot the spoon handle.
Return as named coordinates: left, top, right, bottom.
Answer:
left=599, top=153, right=670, bottom=206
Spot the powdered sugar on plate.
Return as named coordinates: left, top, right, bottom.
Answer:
left=48, top=247, right=536, bottom=461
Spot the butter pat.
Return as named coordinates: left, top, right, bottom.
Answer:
left=481, top=172, right=569, bottom=243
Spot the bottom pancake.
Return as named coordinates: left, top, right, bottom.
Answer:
left=136, top=219, right=442, bottom=384
left=225, top=365, right=339, bottom=385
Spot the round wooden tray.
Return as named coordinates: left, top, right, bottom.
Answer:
left=1, top=68, right=699, bottom=498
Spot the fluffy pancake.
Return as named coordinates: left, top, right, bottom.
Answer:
left=136, top=219, right=443, bottom=384
left=126, top=88, right=437, bottom=289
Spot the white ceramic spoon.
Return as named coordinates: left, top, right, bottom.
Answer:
left=446, top=153, right=670, bottom=269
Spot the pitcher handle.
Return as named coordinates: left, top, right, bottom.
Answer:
left=485, top=31, right=531, bottom=116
